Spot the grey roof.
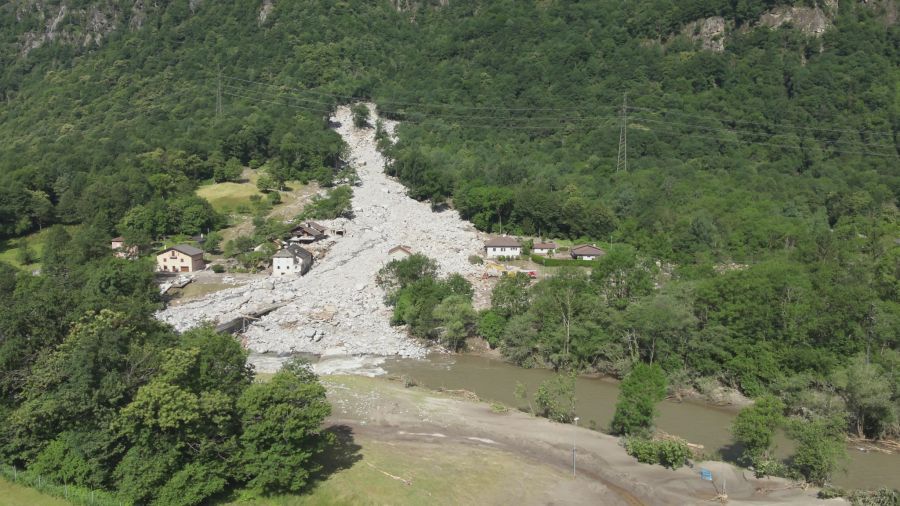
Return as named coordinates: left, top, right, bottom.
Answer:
left=275, top=245, right=313, bottom=262
left=485, top=237, right=521, bottom=248
left=162, top=244, right=204, bottom=257
left=533, top=242, right=557, bottom=249
left=571, top=244, right=605, bottom=256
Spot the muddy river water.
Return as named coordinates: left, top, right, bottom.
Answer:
left=382, top=353, right=898, bottom=490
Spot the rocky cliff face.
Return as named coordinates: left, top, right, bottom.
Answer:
left=679, top=0, right=896, bottom=53
left=757, top=0, right=837, bottom=37
left=14, top=1, right=131, bottom=56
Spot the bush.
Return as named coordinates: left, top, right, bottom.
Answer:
left=530, top=254, right=595, bottom=267
left=211, top=264, right=225, bottom=273
left=534, top=375, right=576, bottom=423
left=300, top=186, right=353, bottom=220
left=468, top=254, right=483, bottom=264
left=351, top=104, right=370, bottom=128
left=624, top=438, right=691, bottom=469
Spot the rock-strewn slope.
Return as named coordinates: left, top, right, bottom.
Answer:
left=157, top=105, right=485, bottom=359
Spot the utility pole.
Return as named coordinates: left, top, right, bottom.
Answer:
left=616, top=93, right=628, bottom=173
left=215, top=64, right=223, bottom=118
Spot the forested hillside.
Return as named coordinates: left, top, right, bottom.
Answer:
left=0, top=0, right=898, bottom=471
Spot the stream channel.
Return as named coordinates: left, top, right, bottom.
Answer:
left=382, top=353, right=898, bottom=491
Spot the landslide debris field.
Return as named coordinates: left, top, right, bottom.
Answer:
left=157, top=106, right=487, bottom=363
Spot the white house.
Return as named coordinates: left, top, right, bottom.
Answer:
left=532, top=241, right=557, bottom=256
left=484, top=237, right=522, bottom=258
left=570, top=244, right=605, bottom=261
left=272, top=244, right=313, bottom=277
left=156, top=245, right=205, bottom=272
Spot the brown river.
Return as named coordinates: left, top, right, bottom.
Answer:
left=383, top=353, right=899, bottom=491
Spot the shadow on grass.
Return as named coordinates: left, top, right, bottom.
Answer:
left=207, top=424, right=363, bottom=504
left=306, top=424, right=364, bottom=489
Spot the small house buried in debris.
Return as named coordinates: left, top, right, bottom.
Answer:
left=484, top=237, right=522, bottom=258
left=272, top=244, right=313, bottom=277
left=570, top=244, right=605, bottom=261
left=388, top=245, right=413, bottom=261
left=532, top=241, right=557, bottom=256
left=156, top=244, right=205, bottom=272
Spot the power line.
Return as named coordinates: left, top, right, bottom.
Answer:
left=630, top=115, right=896, bottom=150
left=219, top=84, right=896, bottom=158
left=627, top=105, right=896, bottom=138
left=217, top=73, right=896, bottom=147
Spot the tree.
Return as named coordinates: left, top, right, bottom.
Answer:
left=832, top=355, right=897, bottom=439
left=256, top=172, right=277, bottom=193
left=534, top=374, right=576, bottom=423
left=433, top=295, right=476, bottom=350
left=351, top=104, right=370, bottom=128
left=731, top=395, right=785, bottom=469
left=477, top=309, right=506, bottom=347
left=490, top=272, right=532, bottom=318
left=610, top=363, right=667, bottom=436
left=214, top=158, right=243, bottom=183
left=787, top=415, right=848, bottom=485
left=237, top=359, right=331, bottom=495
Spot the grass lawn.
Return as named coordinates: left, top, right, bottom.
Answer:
left=197, top=169, right=263, bottom=213
left=0, top=225, right=80, bottom=270
left=0, top=477, right=68, bottom=506
left=227, top=435, right=570, bottom=506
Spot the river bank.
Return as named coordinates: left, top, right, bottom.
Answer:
left=309, top=373, right=842, bottom=506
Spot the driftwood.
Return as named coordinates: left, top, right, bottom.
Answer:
left=654, top=430, right=705, bottom=458
left=847, top=436, right=898, bottom=455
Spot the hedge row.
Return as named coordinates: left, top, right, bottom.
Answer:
left=530, top=254, right=597, bottom=267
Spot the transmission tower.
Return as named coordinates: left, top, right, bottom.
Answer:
left=616, top=93, right=628, bottom=172
left=215, top=65, right=223, bottom=117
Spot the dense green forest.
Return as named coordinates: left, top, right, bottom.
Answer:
left=0, top=228, right=333, bottom=504
left=0, top=0, right=898, bottom=492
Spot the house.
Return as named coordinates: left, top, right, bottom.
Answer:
left=272, top=244, right=313, bottom=276
left=156, top=244, right=205, bottom=272
left=484, top=237, right=522, bottom=258
left=287, top=222, right=326, bottom=244
left=305, top=221, right=328, bottom=235
left=388, top=245, right=413, bottom=261
left=570, top=244, right=605, bottom=261
left=532, top=241, right=557, bottom=256
left=111, top=236, right=138, bottom=259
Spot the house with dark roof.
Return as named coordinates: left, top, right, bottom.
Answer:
left=532, top=241, right=558, bottom=256
left=156, top=244, right=205, bottom=272
left=272, top=244, right=313, bottom=276
left=570, top=244, right=605, bottom=261
left=287, top=222, right=327, bottom=244
left=484, top=237, right=522, bottom=258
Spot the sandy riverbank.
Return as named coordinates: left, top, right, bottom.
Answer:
left=320, top=374, right=845, bottom=506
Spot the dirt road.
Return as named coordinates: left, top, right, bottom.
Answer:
left=322, top=375, right=846, bottom=506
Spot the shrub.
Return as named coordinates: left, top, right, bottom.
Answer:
left=351, top=104, right=370, bottom=128
left=624, top=438, right=691, bottom=469
left=530, top=254, right=595, bottom=267
left=468, top=254, right=483, bottom=264
left=211, top=264, right=226, bottom=273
